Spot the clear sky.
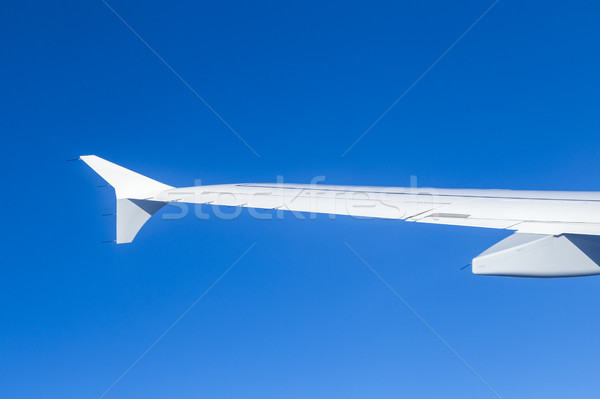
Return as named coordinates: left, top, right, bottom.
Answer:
left=2, top=1, right=600, bottom=398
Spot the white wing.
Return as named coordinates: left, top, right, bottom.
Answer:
left=156, top=183, right=600, bottom=236
left=81, top=156, right=600, bottom=278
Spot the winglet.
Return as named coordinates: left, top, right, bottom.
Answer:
left=80, top=155, right=172, bottom=199
left=81, top=155, right=173, bottom=243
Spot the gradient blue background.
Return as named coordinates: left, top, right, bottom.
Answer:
left=2, top=1, right=600, bottom=398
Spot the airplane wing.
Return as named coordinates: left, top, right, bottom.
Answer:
left=155, top=183, right=600, bottom=236
left=80, top=155, right=600, bottom=278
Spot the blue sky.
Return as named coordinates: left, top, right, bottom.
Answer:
left=2, top=1, right=600, bottom=398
